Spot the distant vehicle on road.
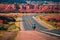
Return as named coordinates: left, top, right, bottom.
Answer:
left=32, top=24, right=36, bottom=30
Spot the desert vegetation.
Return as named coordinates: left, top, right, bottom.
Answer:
left=41, top=14, right=60, bottom=28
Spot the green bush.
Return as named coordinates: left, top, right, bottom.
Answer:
left=0, top=24, right=8, bottom=31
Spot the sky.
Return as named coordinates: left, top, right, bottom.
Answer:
left=0, top=0, right=59, bottom=4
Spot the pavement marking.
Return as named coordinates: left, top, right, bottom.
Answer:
left=26, top=16, right=33, bottom=26
left=22, top=16, right=60, bottom=37
left=33, top=16, right=55, bottom=30
left=20, top=17, right=25, bottom=31
left=33, top=16, right=60, bottom=37
left=39, top=30, right=60, bottom=37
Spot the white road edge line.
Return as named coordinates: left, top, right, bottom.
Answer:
left=40, top=30, right=60, bottom=37
left=32, top=16, right=60, bottom=37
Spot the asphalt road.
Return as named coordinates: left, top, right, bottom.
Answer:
left=28, top=16, right=48, bottom=30
left=22, top=16, right=48, bottom=31
left=22, top=16, right=33, bottom=30
left=22, top=16, right=60, bottom=37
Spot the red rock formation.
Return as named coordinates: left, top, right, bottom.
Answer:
left=0, top=4, right=59, bottom=13
left=0, top=20, right=3, bottom=24
left=56, top=22, right=60, bottom=27
left=4, top=4, right=15, bottom=12
left=42, top=14, right=60, bottom=21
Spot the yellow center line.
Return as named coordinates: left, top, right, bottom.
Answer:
left=26, top=16, right=33, bottom=27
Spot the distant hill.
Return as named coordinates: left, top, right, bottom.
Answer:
left=0, top=4, right=59, bottom=13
